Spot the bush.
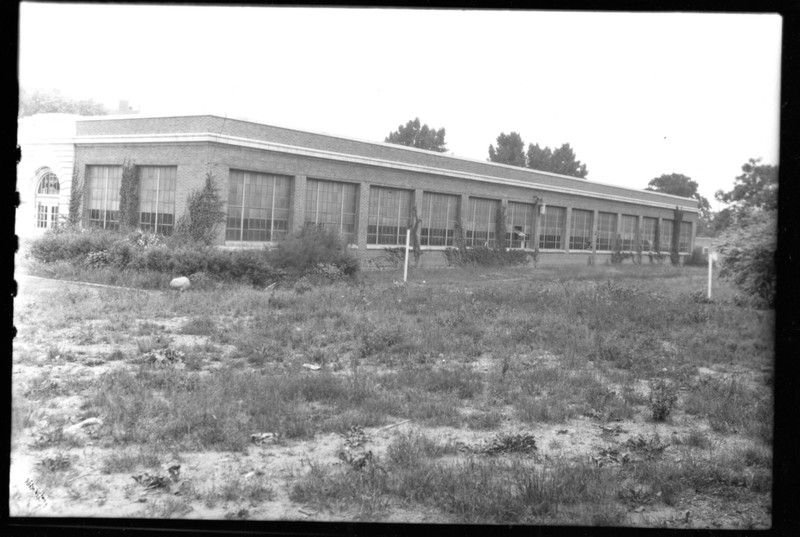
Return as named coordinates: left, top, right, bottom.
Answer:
left=28, top=227, right=122, bottom=263
left=269, top=224, right=359, bottom=276
left=443, top=246, right=530, bottom=267
left=684, top=246, right=707, bottom=267
left=648, top=378, right=678, bottom=421
left=717, top=210, right=776, bottom=307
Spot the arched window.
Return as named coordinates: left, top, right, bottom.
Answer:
left=37, top=171, right=60, bottom=195
left=34, top=168, right=61, bottom=229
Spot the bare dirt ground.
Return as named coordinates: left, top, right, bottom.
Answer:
left=10, top=274, right=771, bottom=528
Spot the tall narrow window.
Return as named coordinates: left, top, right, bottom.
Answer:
left=620, top=215, right=639, bottom=251
left=660, top=219, right=674, bottom=253
left=305, top=179, right=358, bottom=244
left=539, top=205, right=566, bottom=250
left=596, top=212, right=617, bottom=251
left=465, top=197, right=500, bottom=247
left=226, top=170, right=291, bottom=242
left=506, top=202, right=535, bottom=248
left=421, top=192, right=459, bottom=246
left=641, top=217, right=657, bottom=251
left=570, top=209, right=593, bottom=250
left=679, top=221, right=692, bottom=253
left=139, top=166, right=177, bottom=236
left=86, top=165, right=122, bottom=230
left=367, top=187, right=413, bottom=245
left=35, top=170, right=60, bottom=229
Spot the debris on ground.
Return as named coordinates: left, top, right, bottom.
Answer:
left=132, top=466, right=180, bottom=491
left=251, top=432, right=279, bottom=445
left=597, top=424, right=627, bottom=436
left=63, top=417, right=103, bottom=436
left=143, top=347, right=185, bottom=365
left=590, top=447, right=630, bottom=466
left=624, top=434, right=668, bottom=459
left=302, top=363, right=322, bottom=371
left=339, top=425, right=370, bottom=450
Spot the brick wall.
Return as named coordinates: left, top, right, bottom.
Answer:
left=74, top=137, right=698, bottom=264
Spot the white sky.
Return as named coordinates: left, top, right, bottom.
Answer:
left=19, top=4, right=782, bottom=208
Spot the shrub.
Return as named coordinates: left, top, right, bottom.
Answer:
left=717, top=209, right=776, bottom=307
left=443, top=246, right=530, bottom=267
left=684, top=246, right=707, bottom=267
left=648, top=378, right=678, bottom=421
left=28, top=227, right=122, bottom=263
left=270, top=224, right=359, bottom=276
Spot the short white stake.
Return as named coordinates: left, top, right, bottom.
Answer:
left=707, top=251, right=713, bottom=300
left=404, top=229, right=410, bottom=282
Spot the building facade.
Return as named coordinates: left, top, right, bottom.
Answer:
left=18, top=114, right=700, bottom=266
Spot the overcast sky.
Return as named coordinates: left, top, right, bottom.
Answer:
left=19, top=4, right=782, bottom=208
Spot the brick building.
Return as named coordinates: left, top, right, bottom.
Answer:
left=18, top=113, right=699, bottom=266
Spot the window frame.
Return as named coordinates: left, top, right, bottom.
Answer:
left=138, top=166, right=177, bottom=236
left=595, top=212, right=617, bottom=252
left=85, top=165, right=122, bottom=230
left=366, top=186, right=413, bottom=246
left=420, top=191, right=459, bottom=247
left=538, top=205, right=566, bottom=250
left=620, top=215, right=639, bottom=252
left=465, top=197, right=500, bottom=248
left=304, top=178, right=359, bottom=244
left=226, top=169, right=292, bottom=243
left=569, top=209, right=594, bottom=251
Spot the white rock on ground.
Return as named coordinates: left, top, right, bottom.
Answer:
left=170, top=277, right=191, bottom=291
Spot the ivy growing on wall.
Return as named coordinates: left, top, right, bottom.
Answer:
left=68, top=167, right=83, bottom=225
left=670, top=207, right=684, bottom=266
left=173, top=172, right=226, bottom=245
left=495, top=205, right=508, bottom=250
left=118, top=159, right=140, bottom=229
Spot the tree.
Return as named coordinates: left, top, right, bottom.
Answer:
left=717, top=209, right=777, bottom=307
left=526, top=142, right=588, bottom=178
left=19, top=88, right=107, bottom=117
left=488, top=132, right=526, bottom=167
left=549, top=143, right=588, bottom=178
left=526, top=144, right=552, bottom=172
left=715, top=158, right=778, bottom=213
left=646, top=173, right=712, bottom=229
left=385, top=118, right=447, bottom=152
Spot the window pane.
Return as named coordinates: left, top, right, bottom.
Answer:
left=226, top=170, right=292, bottom=242
left=641, top=217, right=657, bottom=251
left=661, top=219, right=674, bottom=252
left=596, top=212, right=617, bottom=251
left=538, top=206, right=565, bottom=250
left=507, top=202, right=535, bottom=248
left=138, top=166, right=177, bottom=236
left=569, top=209, right=593, bottom=250
left=466, top=197, right=499, bottom=247
left=367, top=186, right=413, bottom=245
left=85, top=165, right=122, bottom=229
left=421, top=192, right=459, bottom=247
left=620, top=215, right=638, bottom=251
left=305, top=179, right=358, bottom=244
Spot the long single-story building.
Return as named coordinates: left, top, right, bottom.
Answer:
left=17, top=113, right=699, bottom=266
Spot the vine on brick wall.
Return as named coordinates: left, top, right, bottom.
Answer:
left=118, top=159, right=140, bottom=229
left=495, top=205, right=508, bottom=250
left=409, top=206, right=423, bottom=266
left=68, top=167, right=83, bottom=225
left=670, top=207, right=684, bottom=266
left=649, top=220, right=665, bottom=264
left=173, top=172, right=226, bottom=245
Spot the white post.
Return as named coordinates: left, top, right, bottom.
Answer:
left=403, top=229, right=411, bottom=282
left=707, top=251, right=715, bottom=299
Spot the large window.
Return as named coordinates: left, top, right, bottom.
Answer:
left=420, top=192, right=459, bottom=247
left=139, top=166, right=177, bottom=236
left=37, top=172, right=60, bottom=195
left=570, top=209, right=593, bottom=250
left=86, top=165, right=122, bottom=230
left=596, top=212, right=617, bottom=251
left=226, top=170, right=291, bottom=242
left=305, top=179, right=358, bottom=244
left=660, top=219, right=674, bottom=252
left=539, top=205, right=566, bottom=250
left=465, top=197, right=500, bottom=247
left=679, top=221, right=692, bottom=253
left=506, top=202, right=535, bottom=248
left=620, top=215, right=639, bottom=251
left=35, top=170, right=60, bottom=229
left=367, top=187, right=413, bottom=245
left=641, top=217, right=657, bottom=251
